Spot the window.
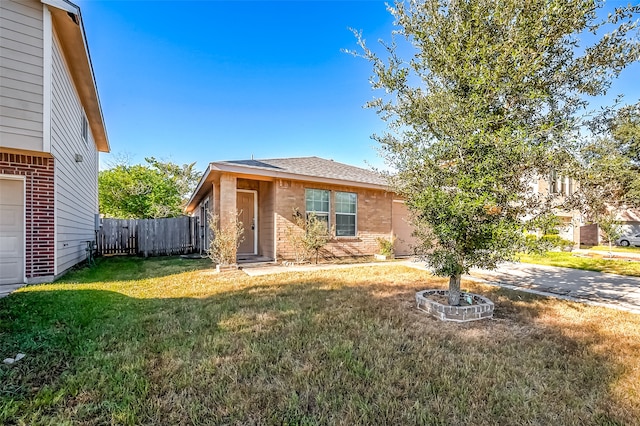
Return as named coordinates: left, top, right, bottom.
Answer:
left=305, top=189, right=329, bottom=224
left=549, top=169, right=558, bottom=194
left=81, top=113, right=88, bottom=143
left=335, top=191, right=356, bottom=236
left=548, top=169, right=575, bottom=196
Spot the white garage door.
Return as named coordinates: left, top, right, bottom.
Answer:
left=0, top=178, right=24, bottom=285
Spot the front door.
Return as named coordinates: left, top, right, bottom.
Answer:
left=237, top=191, right=257, bottom=254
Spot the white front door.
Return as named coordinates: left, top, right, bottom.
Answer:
left=0, top=178, right=24, bottom=284
left=237, top=190, right=257, bottom=255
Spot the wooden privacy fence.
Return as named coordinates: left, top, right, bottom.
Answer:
left=97, top=216, right=201, bottom=257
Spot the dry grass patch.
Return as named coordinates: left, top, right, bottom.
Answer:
left=1, top=256, right=639, bottom=424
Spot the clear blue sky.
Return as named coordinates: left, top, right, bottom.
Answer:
left=77, top=0, right=639, bottom=173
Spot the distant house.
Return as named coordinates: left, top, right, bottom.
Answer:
left=535, top=172, right=582, bottom=244
left=185, top=157, right=418, bottom=261
left=0, top=0, right=109, bottom=286
left=580, top=208, right=640, bottom=246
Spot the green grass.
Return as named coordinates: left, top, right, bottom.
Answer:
left=519, top=251, right=640, bottom=277
left=1, top=256, right=640, bottom=424
left=580, top=244, right=640, bottom=253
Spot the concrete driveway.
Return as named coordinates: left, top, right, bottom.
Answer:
left=466, top=262, right=640, bottom=314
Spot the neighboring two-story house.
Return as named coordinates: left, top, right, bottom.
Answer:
left=0, top=0, right=109, bottom=287
left=534, top=171, right=581, bottom=244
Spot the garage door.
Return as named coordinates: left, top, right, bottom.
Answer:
left=0, top=178, right=24, bottom=285
left=392, top=200, right=419, bottom=257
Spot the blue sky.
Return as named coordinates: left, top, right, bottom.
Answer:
left=77, top=0, right=639, bottom=172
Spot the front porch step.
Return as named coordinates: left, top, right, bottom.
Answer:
left=236, top=255, right=273, bottom=264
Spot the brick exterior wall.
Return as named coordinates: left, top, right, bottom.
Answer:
left=580, top=224, right=600, bottom=246
left=0, top=151, right=55, bottom=280
left=273, top=179, right=393, bottom=260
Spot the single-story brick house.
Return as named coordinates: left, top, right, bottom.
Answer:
left=185, top=157, right=418, bottom=261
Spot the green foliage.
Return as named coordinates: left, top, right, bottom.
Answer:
left=596, top=212, right=624, bottom=257
left=598, top=213, right=623, bottom=245
left=208, top=214, right=244, bottom=266
left=528, top=214, right=562, bottom=236
left=612, top=103, right=640, bottom=166
left=353, top=0, right=640, bottom=303
left=376, top=237, right=395, bottom=257
left=285, top=209, right=331, bottom=264
left=539, top=235, right=574, bottom=251
left=577, top=103, right=640, bottom=217
left=522, top=234, right=541, bottom=254
left=522, top=233, right=573, bottom=254
left=99, top=157, right=201, bottom=218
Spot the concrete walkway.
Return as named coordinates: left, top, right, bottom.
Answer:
left=242, top=259, right=640, bottom=314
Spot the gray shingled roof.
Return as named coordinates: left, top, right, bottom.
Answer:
left=214, top=156, right=388, bottom=186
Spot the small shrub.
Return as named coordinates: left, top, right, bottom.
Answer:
left=376, top=237, right=395, bottom=257
left=540, top=234, right=574, bottom=252
left=285, top=209, right=331, bottom=264
left=522, top=233, right=541, bottom=254
left=208, top=213, right=244, bottom=266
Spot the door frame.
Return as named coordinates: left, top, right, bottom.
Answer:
left=0, top=175, right=26, bottom=284
left=236, top=189, right=258, bottom=255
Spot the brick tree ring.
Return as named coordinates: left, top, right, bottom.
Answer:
left=415, top=290, right=494, bottom=322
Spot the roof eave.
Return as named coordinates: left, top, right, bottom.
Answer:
left=43, top=0, right=110, bottom=153
left=184, top=164, right=213, bottom=213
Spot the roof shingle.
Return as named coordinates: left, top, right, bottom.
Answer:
left=214, top=156, right=387, bottom=187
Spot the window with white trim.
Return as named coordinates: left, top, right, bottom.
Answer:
left=81, top=112, right=88, bottom=143
left=305, top=189, right=329, bottom=225
left=335, top=191, right=356, bottom=236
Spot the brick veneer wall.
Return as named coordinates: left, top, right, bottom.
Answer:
left=580, top=224, right=600, bottom=246
left=273, top=179, right=393, bottom=260
left=0, top=151, right=55, bottom=280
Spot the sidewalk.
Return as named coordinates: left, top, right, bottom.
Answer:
left=466, top=262, right=640, bottom=314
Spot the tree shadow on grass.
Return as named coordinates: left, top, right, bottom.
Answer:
left=0, top=269, right=637, bottom=425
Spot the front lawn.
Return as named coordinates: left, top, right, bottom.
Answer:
left=1, top=257, right=639, bottom=424
left=519, top=251, right=640, bottom=277
left=581, top=245, right=640, bottom=253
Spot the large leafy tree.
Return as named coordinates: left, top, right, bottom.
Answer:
left=354, top=0, right=639, bottom=305
left=99, top=157, right=201, bottom=219
left=576, top=102, right=640, bottom=218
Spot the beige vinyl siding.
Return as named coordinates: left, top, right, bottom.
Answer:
left=0, top=0, right=43, bottom=151
left=50, top=29, right=99, bottom=275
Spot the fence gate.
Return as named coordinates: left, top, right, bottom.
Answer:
left=97, top=216, right=200, bottom=257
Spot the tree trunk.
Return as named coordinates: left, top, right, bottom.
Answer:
left=448, top=274, right=461, bottom=306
